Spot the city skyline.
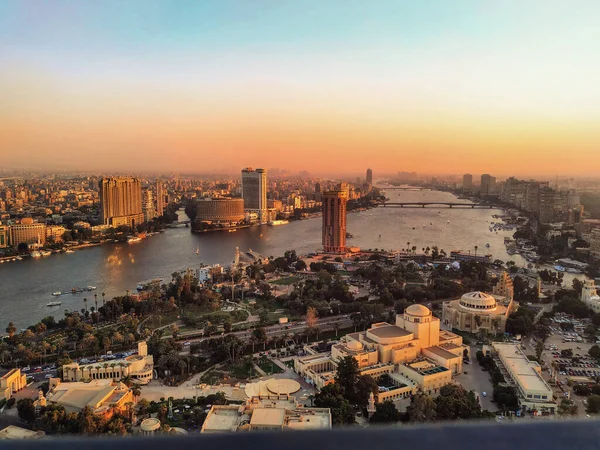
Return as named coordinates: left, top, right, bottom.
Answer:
left=2, top=1, right=600, bottom=176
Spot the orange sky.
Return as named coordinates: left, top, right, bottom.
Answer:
left=1, top=1, right=599, bottom=177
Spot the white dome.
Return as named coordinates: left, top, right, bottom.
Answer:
left=459, top=291, right=497, bottom=310
left=346, top=340, right=363, bottom=351
left=405, top=304, right=431, bottom=317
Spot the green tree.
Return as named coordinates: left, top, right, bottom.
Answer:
left=370, top=400, right=400, bottom=423
left=17, top=398, right=36, bottom=423
left=535, top=341, right=545, bottom=361
left=5, top=322, right=17, bottom=338
left=313, top=383, right=355, bottom=426
left=589, top=345, right=600, bottom=359
left=434, top=384, right=482, bottom=420
left=586, top=394, right=600, bottom=414
left=406, top=393, right=437, bottom=423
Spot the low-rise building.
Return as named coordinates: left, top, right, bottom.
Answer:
left=442, top=290, right=516, bottom=335
left=0, top=425, right=44, bottom=440
left=38, top=378, right=134, bottom=418
left=62, top=342, right=153, bottom=385
left=296, top=304, right=467, bottom=395
left=581, top=280, right=600, bottom=313
left=201, top=395, right=331, bottom=433
left=492, top=342, right=557, bottom=414
left=0, top=368, right=27, bottom=401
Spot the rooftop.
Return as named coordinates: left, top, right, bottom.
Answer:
left=368, top=325, right=412, bottom=339
left=493, top=343, right=553, bottom=395
left=202, top=406, right=243, bottom=432
left=0, top=426, right=44, bottom=440
left=250, top=408, right=286, bottom=427
left=424, top=345, right=460, bottom=360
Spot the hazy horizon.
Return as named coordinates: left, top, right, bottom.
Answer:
left=1, top=0, right=599, bottom=176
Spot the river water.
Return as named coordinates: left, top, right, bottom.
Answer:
left=0, top=189, right=560, bottom=329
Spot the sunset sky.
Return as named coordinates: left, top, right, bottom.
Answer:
left=1, top=0, right=599, bottom=177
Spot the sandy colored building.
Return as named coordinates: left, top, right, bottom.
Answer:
left=62, top=342, right=153, bottom=385
left=202, top=394, right=331, bottom=433
left=491, top=342, right=557, bottom=414
left=38, top=378, right=134, bottom=418
left=581, top=279, right=600, bottom=313
left=99, top=177, right=144, bottom=228
left=442, top=291, right=516, bottom=335
left=0, top=425, right=44, bottom=440
left=296, top=304, right=467, bottom=398
left=1, top=368, right=27, bottom=401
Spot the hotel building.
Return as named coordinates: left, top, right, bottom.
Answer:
left=322, top=190, right=347, bottom=253
left=99, top=177, right=144, bottom=228
left=241, top=168, right=267, bottom=223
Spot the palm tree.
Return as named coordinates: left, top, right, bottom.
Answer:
left=474, top=245, right=478, bottom=258
left=83, top=297, right=88, bottom=313
left=102, top=291, right=106, bottom=308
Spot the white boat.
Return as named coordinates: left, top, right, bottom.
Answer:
left=127, top=236, right=142, bottom=243
left=40, top=250, right=51, bottom=256
left=31, top=251, right=42, bottom=258
left=195, top=247, right=200, bottom=255
left=268, top=220, right=289, bottom=226
left=52, top=291, right=62, bottom=296
left=46, top=301, right=62, bottom=307
left=86, top=286, right=97, bottom=291
left=65, top=249, right=75, bottom=254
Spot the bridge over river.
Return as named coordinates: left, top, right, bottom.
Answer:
left=381, top=202, right=494, bottom=208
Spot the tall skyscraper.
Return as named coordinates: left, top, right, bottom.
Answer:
left=462, top=174, right=473, bottom=190
left=142, top=189, right=157, bottom=222
left=241, top=168, right=267, bottom=222
left=99, top=177, right=143, bottom=227
left=480, top=174, right=496, bottom=196
left=366, top=168, right=373, bottom=184
left=322, top=190, right=347, bottom=253
left=156, top=179, right=165, bottom=216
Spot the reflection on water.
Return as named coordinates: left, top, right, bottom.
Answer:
left=0, top=189, right=569, bottom=328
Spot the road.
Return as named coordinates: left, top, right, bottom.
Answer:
left=179, top=314, right=355, bottom=351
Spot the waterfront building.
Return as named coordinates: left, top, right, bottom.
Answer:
left=45, top=225, right=67, bottom=243
left=201, top=394, right=331, bottom=433
left=195, top=198, right=245, bottom=223
left=449, top=250, right=491, bottom=263
left=99, top=177, right=144, bottom=228
left=0, top=224, right=9, bottom=248
left=442, top=290, right=516, bottom=335
left=8, top=218, right=45, bottom=247
left=39, top=378, right=134, bottom=418
left=241, top=168, right=268, bottom=223
left=322, top=190, right=347, bottom=253
left=142, top=189, right=157, bottom=222
left=296, top=305, right=467, bottom=399
left=590, top=228, right=600, bottom=260
left=462, top=174, right=473, bottom=190
left=581, top=280, right=600, bottom=313
left=156, top=179, right=165, bottom=216
left=366, top=168, right=373, bottom=184
left=490, top=342, right=557, bottom=413
left=62, top=342, right=153, bottom=385
left=0, top=369, right=27, bottom=401
left=140, top=418, right=162, bottom=435
left=480, top=174, right=496, bottom=196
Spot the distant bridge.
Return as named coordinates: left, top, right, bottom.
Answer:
left=378, top=187, right=431, bottom=191
left=381, top=202, right=494, bottom=208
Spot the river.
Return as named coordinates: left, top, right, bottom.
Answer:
left=0, top=189, right=577, bottom=329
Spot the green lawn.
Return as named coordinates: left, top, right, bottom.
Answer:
left=269, top=277, right=299, bottom=286
left=257, top=358, right=284, bottom=375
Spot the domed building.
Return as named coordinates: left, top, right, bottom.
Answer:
left=297, top=304, right=468, bottom=400
left=442, top=289, right=516, bottom=335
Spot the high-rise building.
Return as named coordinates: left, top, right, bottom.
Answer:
left=539, top=186, right=556, bottom=224
left=315, top=182, right=321, bottom=193
left=480, top=174, right=496, bottom=196
left=241, top=168, right=267, bottom=222
left=462, top=174, right=473, bottom=190
left=156, top=180, right=165, bottom=217
left=142, top=189, right=157, bottom=222
left=99, top=177, right=144, bottom=228
left=366, top=168, right=373, bottom=184
left=322, top=190, right=347, bottom=253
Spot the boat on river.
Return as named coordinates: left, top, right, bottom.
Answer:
left=46, top=301, right=62, bottom=307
